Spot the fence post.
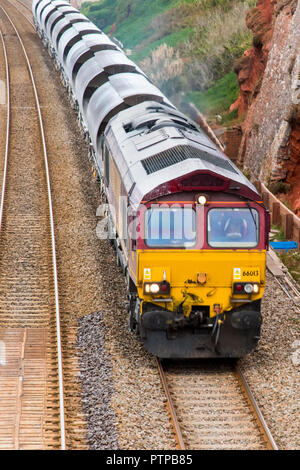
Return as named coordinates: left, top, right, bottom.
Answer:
left=285, top=213, right=294, bottom=240
left=294, top=226, right=300, bottom=246
left=262, top=191, right=270, bottom=210
left=272, top=202, right=281, bottom=225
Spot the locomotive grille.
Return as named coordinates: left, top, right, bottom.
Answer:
left=141, top=145, right=238, bottom=175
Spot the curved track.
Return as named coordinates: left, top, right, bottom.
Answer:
left=156, top=358, right=278, bottom=450
left=0, top=4, right=65, bottom=449
left=6, top=0, right=35, bottom=26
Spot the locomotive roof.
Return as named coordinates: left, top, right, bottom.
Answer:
left=104, top=102, right=260, bottom=209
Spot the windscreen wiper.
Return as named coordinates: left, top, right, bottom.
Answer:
left=247, top=203, right=257, bottom=231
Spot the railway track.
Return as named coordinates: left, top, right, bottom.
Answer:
left=154, top=244, right=300, bottom=451
left=6, top=0, right=34, bottom=25
left=0, top=4, right=65, bottom=449
left=155, top=251, right=300, bottom=451
left=0, top=0, right=89, bottom=450
left=156, top=358, right=278, bottom=450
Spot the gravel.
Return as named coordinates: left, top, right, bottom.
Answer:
left=77, top=312, right=119, bottom=450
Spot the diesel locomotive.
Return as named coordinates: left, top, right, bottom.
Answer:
left=32, top=0, right=270, bottom=358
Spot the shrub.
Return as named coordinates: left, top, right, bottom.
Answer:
left=268, top=181, right=292, bottom=195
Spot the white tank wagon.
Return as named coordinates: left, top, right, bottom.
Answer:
left=32, top=0, right=172, bottom=148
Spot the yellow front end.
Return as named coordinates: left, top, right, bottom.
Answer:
left=137, top=249, right=266, bottom=317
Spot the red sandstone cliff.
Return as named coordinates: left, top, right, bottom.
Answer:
left=286, top=108, right=300, bottom=214
left=231, top=0, right=275, bottom=117
left=232, top=0, right=300, bottom=215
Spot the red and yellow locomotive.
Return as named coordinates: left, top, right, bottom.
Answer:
left=102, top=103, right=269, bottom=358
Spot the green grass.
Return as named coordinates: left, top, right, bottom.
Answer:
left=81, top=0, right=256, bottom=119
left=107, top=3, right=175, bottom=47
left=131, top=27, right=194, bottom=62
left=82, top=0, right=182, bottom=46
left=270, top=224, right=285, bottom=241
left=81, top=0, right=118, bottom=31
left=269, top=223, right=300, bottom=287
left=185, top=71, right=239, bottom=115
left=81, top=0, right=254, bottom=51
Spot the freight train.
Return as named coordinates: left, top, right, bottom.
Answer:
left=32, top=0, right=270, bottom=358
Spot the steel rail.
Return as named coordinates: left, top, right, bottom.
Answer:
left=0, top=29, right=10, bottom=234
left=11, top=0, right=31, bottom=9
left=235, top=365, right=278, bottom=450
left=157, top=358, right=278, bottom=450
left=6, top=0, right=35, bottom=27
left=155, top=358, right=186, bottom=450
left=0, top=5, right=66, bottom=450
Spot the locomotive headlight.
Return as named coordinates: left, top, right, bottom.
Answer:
left=233, top=282, right=260, bottom=295
left=197, top=195, right=207, bottom=205
left=144, top=281, right=171, bottom=295
left=145, top=284, right=151, bottom=293
left=253, top=283, right=260, bottom=294
left=150, top=283, right=160, bottom=293
left=244, top=283, right=253, bottom=294
left=235, top=284, right=243, bottom=292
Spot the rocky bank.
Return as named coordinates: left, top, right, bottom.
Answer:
left=232, top=0, right=300, bottom=215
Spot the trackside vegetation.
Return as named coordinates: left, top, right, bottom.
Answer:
left=81, top=0, right=257, bottom=122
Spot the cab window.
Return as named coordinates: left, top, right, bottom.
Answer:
left=145, top=207, right=196, bottom=248
left=207, top=208, right=259, bottom=248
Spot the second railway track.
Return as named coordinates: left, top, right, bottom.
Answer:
left=0, top=4, right=65, bottom=449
